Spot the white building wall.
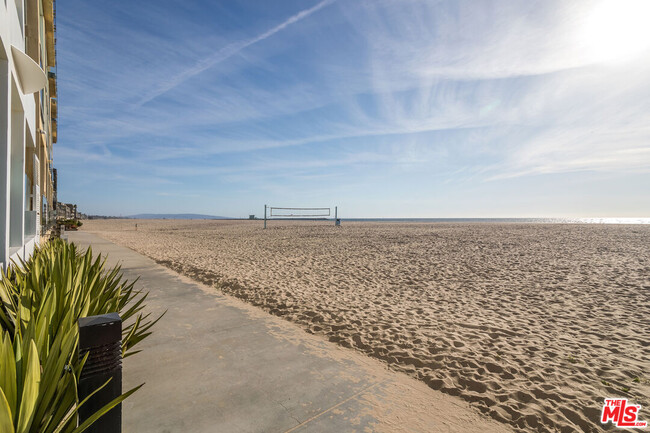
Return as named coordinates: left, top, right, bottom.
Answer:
left=6, top=0, right=25, bottom=52
left=0, top=0, right=47, bottom=270
left=0, top=53, right=10, bottom=268
left=9, top=91, right=25, bottom=251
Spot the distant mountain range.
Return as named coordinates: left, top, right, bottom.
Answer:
left=128, top=213, right=231, bottom=220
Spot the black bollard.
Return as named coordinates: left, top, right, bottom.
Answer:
left=78, top=313, right=123, bottom=432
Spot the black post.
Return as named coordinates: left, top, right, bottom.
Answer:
left=78, top=313, right=123, bottom=432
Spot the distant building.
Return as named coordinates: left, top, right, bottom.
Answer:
left=56, top=202, right=77, bottom=220
left=1, top=0, right=58, bottom=269
left=249, top=215, right=255, bottom=220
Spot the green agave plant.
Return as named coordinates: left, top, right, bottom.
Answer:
left=0, top=325, right=140, bottom=433
left=0, top=239, right=162, bottom=357
left=0, top=239, right=162, bottom=432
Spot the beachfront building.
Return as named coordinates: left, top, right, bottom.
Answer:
left=56, top=202, right=77, bottom=220
left=1, top=0, right=58, bottom=269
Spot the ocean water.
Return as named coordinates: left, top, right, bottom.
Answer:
left=340, top=218, right=650, bottom=224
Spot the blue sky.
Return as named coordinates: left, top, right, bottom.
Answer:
left=55, top=0, right=650, bottom=218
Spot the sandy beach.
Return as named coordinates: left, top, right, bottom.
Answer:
left=81, top=219, right=650, bottom=432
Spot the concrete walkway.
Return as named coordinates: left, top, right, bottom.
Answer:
left=69, top=231, right=512, bottom=433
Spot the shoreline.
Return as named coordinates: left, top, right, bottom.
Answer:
left=89, top=217, right=650, bottom=224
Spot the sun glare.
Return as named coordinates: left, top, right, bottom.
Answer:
left=580, top=0, right=650, bottom=63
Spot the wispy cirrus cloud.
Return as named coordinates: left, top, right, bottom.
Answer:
left=136, top=0, right=336, bottom=106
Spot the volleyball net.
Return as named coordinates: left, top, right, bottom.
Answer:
left=263, top=205, right=339, bottom=227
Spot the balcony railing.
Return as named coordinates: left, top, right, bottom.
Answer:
left=25, top=210, right=37, bottom=238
